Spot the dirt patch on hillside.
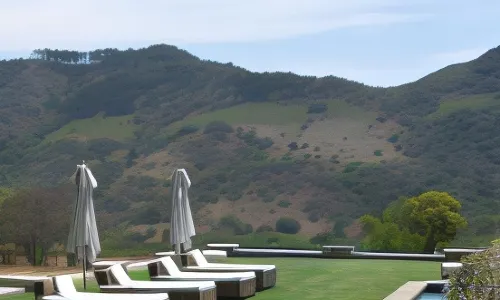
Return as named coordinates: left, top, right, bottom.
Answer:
left=197, top=187, right=332, bottom=237
left=248, top=118, right=403, bottom=163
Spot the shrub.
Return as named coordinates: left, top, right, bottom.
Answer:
left=276, top=217, right=301, bottom=234
left=374, top=150, right=383, bottom=156
left=218, top=215, right=253, bottom=235
left=254, top=137, right=274, bottom=150
left=301, top=143, right=309, bottom=149
left=387, top=134, right=400, bottom=143
left=304, top=153, right=312, bottom=159
left=288, top=142, right=298, bottom=150
left=278, top=200, right=291, bottom=208
left=310, top=232, right=335, bottom=245
left=204, top=121, right=234, bottom=134
left=307, top=103, right=328, bottom=114
left=314, top=146, right=321, bottom=152
left=177, top=125, right=199, bottom=136
left=308, top=212, right=320, bottom=223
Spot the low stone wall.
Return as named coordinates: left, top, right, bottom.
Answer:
left=11, top=255, right=68, bottom=267
left=216, top=244, right=446, bottom=262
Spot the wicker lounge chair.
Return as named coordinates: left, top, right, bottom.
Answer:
left=181, top=249, right=276, bottom=291
left=148, top=256, right=256, bottom=298
left=94, top=264, right=217, bottom=300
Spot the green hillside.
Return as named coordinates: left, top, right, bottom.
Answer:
left=0, top=44, right=499, bottom=249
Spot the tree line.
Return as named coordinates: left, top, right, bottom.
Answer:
left=29, top=48, right=122, bottom=64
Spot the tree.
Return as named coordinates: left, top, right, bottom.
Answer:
left=359, top=192, right=467, bottom=253
left=276, top=217, right=301, bottom=234
left=0, top=186, right=72, bottom=265
left=359, top=215, right=425, bottom=252
left=404, top=191, right=467, bottom=253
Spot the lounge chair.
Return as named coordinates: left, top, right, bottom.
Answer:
left=148, top=256, right=257, bottom=298
left=36, top=275, right=169, bottom=300
left=181, top=249, right=276, bottom=291
left=94, top=264, right=217, bottom=300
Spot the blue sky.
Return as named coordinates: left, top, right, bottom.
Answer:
left=0, top=0, right=498, bottom=87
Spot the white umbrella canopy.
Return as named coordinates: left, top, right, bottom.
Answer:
left=170, top=168, right=196, bottom=254
left=67, top=162, right=100, bottom=289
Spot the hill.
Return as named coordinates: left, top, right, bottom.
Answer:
left=0, top=44, right=499, bottom=249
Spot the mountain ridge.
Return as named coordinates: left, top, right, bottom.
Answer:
left=0, top=44, right=499, bottom=247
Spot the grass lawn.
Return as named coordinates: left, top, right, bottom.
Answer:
left=0, top=257, right=440, bottom=300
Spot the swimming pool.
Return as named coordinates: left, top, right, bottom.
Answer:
left=416, top=292, right=447, bottom=299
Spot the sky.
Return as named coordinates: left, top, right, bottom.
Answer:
left=0, top=0, right=498, bottom=87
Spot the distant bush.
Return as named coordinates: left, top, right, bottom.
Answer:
left=374, top=150, right=383, bottom=156
left=219, top=215, right=253, bottom=235
left=304, top=153, right=312, bottom=159
left=237, top=129, right=274, bottom=150
left=276, top=217, right=301, bottom=234
left=310, top=232, right=335, bottom=245
left=301, top=143, right=309, bottom=149
left=204, top=121, right=234, bottom=134
left=308, top=212, right=320, bottom=223
left=314, top=146, right=321, bottom=152
left=387, top=134, right=400, bottom=143
left=288, top=142, right=298, bottom=150
left=278, top=200, right=291, bottom=208
left=308, top=103, right=328, bottom=114
left=176, top=125, right=199, bottom=136
left=254, top=137, right=274, bottom=150
left=256, top=225, right=274, bottom=233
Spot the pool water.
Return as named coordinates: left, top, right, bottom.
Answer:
left=417, top=292, right=447, bottom=300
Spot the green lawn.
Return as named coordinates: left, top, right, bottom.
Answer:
left=0, top=257, right=440, bottom=300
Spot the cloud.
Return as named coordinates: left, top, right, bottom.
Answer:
left=0, top=0, right=430, bottom=51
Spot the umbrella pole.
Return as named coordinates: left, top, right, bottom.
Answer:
left=82, top=246, right=87, bottom=290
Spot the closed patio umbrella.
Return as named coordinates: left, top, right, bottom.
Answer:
left=170, top=169, right=196, bottom=265
left=67, top=161, right=100, bottom=289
